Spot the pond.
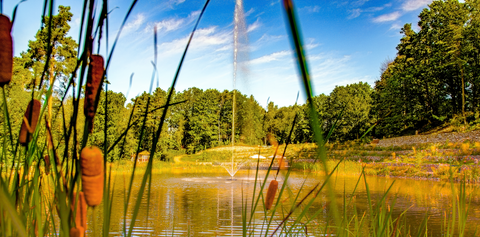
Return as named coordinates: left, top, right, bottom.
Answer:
left=87, top=169, right=480, bottom=236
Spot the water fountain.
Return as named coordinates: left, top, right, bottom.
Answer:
left=222, top=0, right=249, bottom=180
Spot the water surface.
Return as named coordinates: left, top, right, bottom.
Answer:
left=88, top=170, right=480, bottom=236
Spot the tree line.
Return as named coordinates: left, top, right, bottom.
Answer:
left=374, top=0, right=480, bottom=136
left=2, top=1, right=480, bottom=161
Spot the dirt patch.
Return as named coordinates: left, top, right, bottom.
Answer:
left=378, top=130, right=480, bottom=147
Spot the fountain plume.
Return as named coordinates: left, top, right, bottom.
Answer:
left=224, top=0, right=250, bottom=179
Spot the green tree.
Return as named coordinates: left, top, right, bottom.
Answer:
left=90, top=90, right=127, bottom=160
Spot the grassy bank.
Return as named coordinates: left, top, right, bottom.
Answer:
left=179, top=139, right=480, bottom=182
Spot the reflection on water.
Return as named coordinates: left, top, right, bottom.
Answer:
left=89, top=170, right=480, bottom=236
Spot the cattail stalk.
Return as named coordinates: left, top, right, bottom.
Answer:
left=0, top=14, right=13, bottom=87
left=19, top=99, right=41, bottom=145
left=84, top=54, right=104, bottom=132
left=72, top=192, right=87, bottom=229
left=80, top=146, right=104, bottom=206
left=265, top=179, right=278, bottom=210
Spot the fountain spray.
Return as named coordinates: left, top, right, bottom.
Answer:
left=224, top=0, right=248, bottom=180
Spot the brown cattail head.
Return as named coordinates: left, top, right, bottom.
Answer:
left=0, top=14, right=13, bottom=87
left=84, top=54, right=104, bottom=132
left=265, top=180, right=279, bottom=210
left=71, top=192, right=88, bottom=230
left=69, top=226, right=85, bottom=237
left=80, top=146, right=104, bottom=206
left=19, top=99, right=41, bottom=145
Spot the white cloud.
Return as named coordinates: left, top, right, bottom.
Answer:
left=145, top=10, right=200, bottom=34
left=156, top=18, right=184, bottom=32
left=389, top=23, right=402, bottom=30
left=250, top=51, right=290, bottom=65
left=215, top=45, right=231, bottom=52
left=256, top=34, right=283, bottom=44
left=192, top=27, right=230, bottom=47
left=373, top=11, right=401, bottom=22
left=308, top=54, right=374, bottom=94
left=123, top=13, right=146, bottom=34
left=351, top=0, right=369, bottom=7
left=175, top=0, right=186, bottom=4
left=245, top=8, right=255, bottom=17
left=402, top=0, right=432, bottom=11
left=247, top=18, right=261, bottom=32
left=250, top=34, right=284, bottom=51
left=348, top=3, right=389, bottom=19
left=302, top=6, right=320, bottom=13
left=155, top=26, right=231, bottom=58
left=348, top=9, right=362, bottom=19
left=365, top=6, right=384, bottom=12
left=305, top=38, right=319, bottom=50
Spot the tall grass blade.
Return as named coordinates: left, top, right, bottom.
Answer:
left=1, top=87, right=13, bottom=150
left=10, top=0, right=27, bottom=26
left=37, top=0, right=54, bottom=90
left=282, top=0, right=342, bottom=232
left=0, top=181, right=27, bottom=237
left=277, top=159, right=343, bottom=236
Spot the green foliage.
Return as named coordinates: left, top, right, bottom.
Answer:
left=21, top=5, right=78, bottom=91
left=374, top=0, right=480, bottom=137
left=90, top=90, right=127, bottom=161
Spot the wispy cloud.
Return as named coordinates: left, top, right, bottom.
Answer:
left=348, top=3, right=390, bottom=19
left=309, top=54, right=374, bottom=94
left=247, top=18, right=261, bottom=32
left=245, top=8, right=255, bottom=17
left=156, top=26, right=231, bottom=58
left=156, top=18, right=184, bottom=32
left=251, top=34, right=284, bottom=51
left=351, top=0, right=369, bottom=7
left=169, top=0, right=185, bottom=5
left=301, top=6, right=321, bottom=13
left=373, top=11, right=401, bottom=22
left=145, top=10, right=200, bottom=34
left=389, top=23, right=402, bottom=30
left=402, top=0, right=432, bottom=11
left=348, top=9, right=362, bottom=19
left=123, top=13, right=146, bottom=34
left=305, top=38, right=319, bottom=50
left=250, top=50, right=290, bottom=65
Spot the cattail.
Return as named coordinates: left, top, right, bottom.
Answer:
left=265, top=179, right=278, bottom=210
left=84, top=54, right=104, bottom=132
left=69, top=226, right=85, bottom=237
left=80, top=146, right=104, bottom=206
left=71, top=192, right=87, bottom=230
left=19, top=99, right=41, bottom=145
left=0, top=14, right=13, bottom=87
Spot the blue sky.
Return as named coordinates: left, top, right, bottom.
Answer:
left=3, top=0, right=434, bottom=107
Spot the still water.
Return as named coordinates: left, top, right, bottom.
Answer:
left=87, top=169, right=480, bottom=236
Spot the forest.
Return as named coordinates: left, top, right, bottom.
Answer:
left=1, top=0, right=480, bottom=161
